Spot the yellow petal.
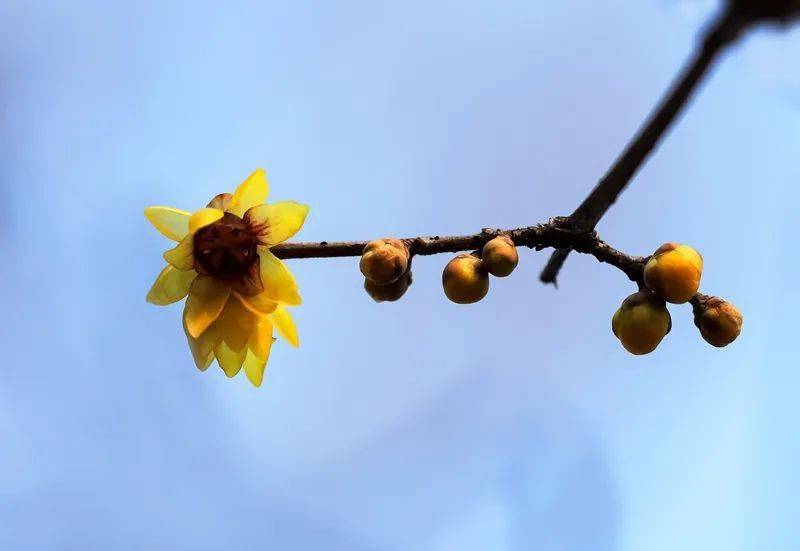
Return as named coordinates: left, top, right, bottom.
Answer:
left=215, top=342, right=247, bottom=377
left=244, top=321, right=274, bottom=387
left=244, top=202, right=309, bottom=246
left=242, top=349, right=269, bottom=387
left=207, top=192, right=233, bottom=211
left=215, top=296, right=256, bottom=352
left=249, top=318, right=274, bottom=358
left=144, top=206, right=191, bottom=241
left=234, top=292, right=278, bottom=317
left=146, top=265, right=197, bottom=305
left=189, top=207, right=224, bottom=233
left=199, top=351, right=215, bottom=371
left=258, top=248, right=302, bottom=306
left=184, top=320, right=221, bottom=371
left=270, top=306, right=299, bottom=347
left=228, top=168, right=269, bottom=217
left=163, top=234, right=195, bottom=271
left=184, top=276, right=231, bottom=338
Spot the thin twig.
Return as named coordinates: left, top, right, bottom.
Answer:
left=272, top=218, right=646, bottom=283
left=538, top=7, right=745, bottom=285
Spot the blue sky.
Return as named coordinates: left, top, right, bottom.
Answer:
left=1, top=1, right=798, bottom=549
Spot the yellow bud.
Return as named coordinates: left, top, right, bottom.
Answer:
left=481, top=236, right=518, bottom=277
left=364, top=271, right=413, bottom=303
left=612, top=290, right=671, bottom=355
left=692, top=296, right=743, bottom=347
left=643, top=242, right=703, bottom=304
left=360, top=239, right=409, bottom=285
left=442, top=254, right=489, bottom=304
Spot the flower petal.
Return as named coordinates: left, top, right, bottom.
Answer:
left=207, top=192, right=233, bottom=211
left=215, top=342, right=247, bottom=377
left=244, top=202, right=309, bottom=246
left=144, top=206, right=191, bottom=241
left=249, top=318, right=274, bottom=358
left=215, top=295, right=256, bottom=352
left=242, top=351, right=268, bottom=387
left=146, top=265, right=197, bottom=305
left=234, top=291, right=278, bottom=317
left=189, top=208, right=224, bottom=233
left=184, top=319, right=221, bottom=371
left=228, top=169, right=269, bottom=217
left=258, top=248, right=302, bottom=306
left=184, top=276, right=231, bottom=338
left=270, top=306, right=299, bottom=347
left=244, top=320, right=274, bottom=387
left=163, top=234, right=195, bottom=270
left=199, top=351, right=215, bottom=371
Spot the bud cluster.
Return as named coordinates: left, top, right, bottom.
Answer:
left=360, top=239, right=412, bottom=302
left=612, top=242, right=743, bottom=355
left=358, top=236, right=743, bottom=354
left=442, top=236, right=518, bottom=304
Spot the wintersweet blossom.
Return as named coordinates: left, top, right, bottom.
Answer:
left=145, top=169, right=307, bottom=386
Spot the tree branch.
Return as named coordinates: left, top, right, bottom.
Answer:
left=272, top=217, right=646, bottom=282
left=273, top=1, right=799, bottom=293
left=538, top=7, right=746, bottom=285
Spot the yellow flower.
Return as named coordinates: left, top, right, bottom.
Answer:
left=145, top=169, right=308, bottom=387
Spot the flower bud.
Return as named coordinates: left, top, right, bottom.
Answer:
left=692, top=295, right=743, bottom=347
left=364, top=271, right=413, bottom=303
left=612, top=290, right=672, bottom=355
left=442, top=254, right=489, bottom=304
left=643, top=243, right=703, bottom=304
left=481, top=236, right=518, bottom=277
left=360, top=239, right=409, bottom=285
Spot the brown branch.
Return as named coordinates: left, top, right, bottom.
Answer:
left=272, top=217, right=646, bottom=282
left=538, top=7, right=747, bottom=285
left=273, top=1, right=799, bottom=293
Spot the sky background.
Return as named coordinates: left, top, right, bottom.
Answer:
left=1, top=0, right=798, bottom=549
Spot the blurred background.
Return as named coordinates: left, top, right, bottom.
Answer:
left=1, top=0, right=798, bottom=549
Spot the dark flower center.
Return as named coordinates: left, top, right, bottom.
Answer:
left=193, top=212, right=258, bottom=279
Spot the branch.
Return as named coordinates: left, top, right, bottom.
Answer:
left=272, top=217, right=646, bottom=282
left=273, top=1, right=799, bottom=292
left=539, top=7, right=746, bottom=285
